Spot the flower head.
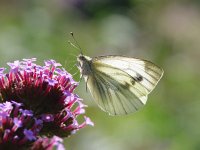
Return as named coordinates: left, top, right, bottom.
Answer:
left=0, top=58, right=77, bottom=115
left=0, top=58, right=93, bottom=149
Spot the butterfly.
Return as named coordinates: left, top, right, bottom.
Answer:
left=77, top=54, right=163, bottom=116
left=70, top=33, right=164, bottom=116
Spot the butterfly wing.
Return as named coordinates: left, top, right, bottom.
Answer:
left=84, top=56, right=164, bottom=115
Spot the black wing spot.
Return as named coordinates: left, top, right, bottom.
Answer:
left=133, top=74, right=143, bottom=82
left=130, top=74, right=143, bottom=85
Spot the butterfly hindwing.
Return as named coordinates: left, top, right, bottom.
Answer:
left=86, top=66, right=146, bottom=115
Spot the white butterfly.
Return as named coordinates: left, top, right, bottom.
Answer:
left=77, top=54, right=164, bottom=116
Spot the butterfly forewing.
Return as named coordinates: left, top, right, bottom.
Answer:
left=93, top=56, right=163, bottom=94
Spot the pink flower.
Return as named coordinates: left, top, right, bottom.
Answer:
left=0, top=58, right=93, bottom=150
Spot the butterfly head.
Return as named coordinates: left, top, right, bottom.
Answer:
left=77, top=54, right=92, bottom=76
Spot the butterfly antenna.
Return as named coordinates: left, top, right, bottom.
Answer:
left=68, top=40, right=80, bottom=53
left=70, top=32, right=83, bottom=55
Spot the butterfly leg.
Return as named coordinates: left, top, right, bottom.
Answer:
left=84, top=76, right=89, bottom=92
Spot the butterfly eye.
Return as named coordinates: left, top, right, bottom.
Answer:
left=79, top=55, right=85, bottom=61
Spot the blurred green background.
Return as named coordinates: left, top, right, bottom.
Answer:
left=0, top=0, right=200, bottom=149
